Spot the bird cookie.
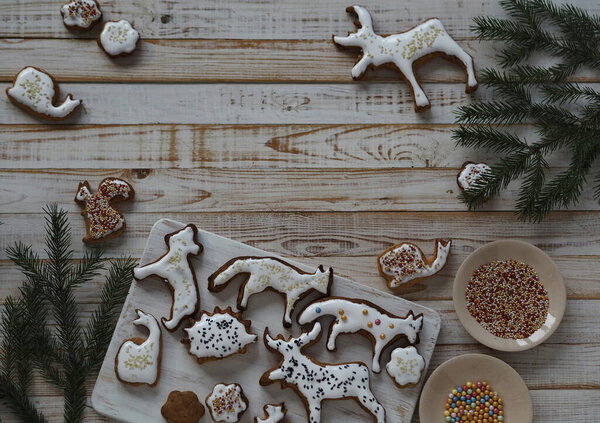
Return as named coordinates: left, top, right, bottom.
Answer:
left=255, top=403, right=287, bottom=423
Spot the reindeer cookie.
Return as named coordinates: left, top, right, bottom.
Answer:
left=298, top=297, right=423, bottom=373
left=378, top=239, right=451, bottom=289
left=60, top=0, right=102, bottom=31
left=208, top=257, right=333, bottom=328
left=261, top=323, right=386, bottom=423
left=333, top=6, right=478, bottom=112
left=6, top=67, right=82, bottom=121
left=161, top=391, right=205, bottom=423
left=206, top=383, right=248, bottom=423
left=115, top=310, right=162, bottom=387
left=98, top=20, right=140, bottom=57
left=255, top=403, right=287, bottom=423
left=385, top=346, right=425, bottom=388
left=133, top=224, right=203, bottom=331
left=457, top=161, right=491, bottom=192
left=75, top=177, right=134, bottom=243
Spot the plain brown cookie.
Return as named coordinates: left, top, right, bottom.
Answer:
left=161, top=391, right=205, bottom=423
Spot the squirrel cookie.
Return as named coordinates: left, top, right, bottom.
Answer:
left=261, top=323, right=386, bottom=423
left=182, top=307, right=257, bottom=363
left=208, top=256, right=333, bottom=328
left=206, top=383, right=248, bottom=423
left=6, top=67, right=82, bottom=121
left=333, top=5, right=478, bottom=112
left=75, top=177, right=134, bottom=243
left=161, top=391, right=205, bottom=423
left=457, top=162, right=491, bottom=192
left=98, top=20, right=140, bottom=57
left=298, top=297, right=423, bottom=373
left=133, top=224, right=202, bottom=331
left=255, top=403, right=287, bottom=423
left=378, top=239, right=451, bottom=289
left=385, top=346, right=425, bottom=388
left=115, top=310, right=162, bottom=387
left=60, top=0, right=102, bottom=31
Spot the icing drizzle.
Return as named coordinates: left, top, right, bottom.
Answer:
left=256, top=404, right=286, bottom=423
left=206, top=383, right=248, bottom=423
left=458, top=162, right=491, bottom=190
left=99, top=20, right=140, bottom=56
left=61, top=0, right=102, bottom=29
left=385, top=346, right=425, bottom=387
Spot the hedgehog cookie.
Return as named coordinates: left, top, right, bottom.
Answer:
left=386, top=346, right=425, bottom=388
left=98, top=19, right=140, bottom=57
left=161, top=391, right=205, bottom=423
left=206, top=383, right=248, bottom=423
left=60, top=0, right=102, bottom=31
left=255, top=403, right=287, bottom=423
left=457, top=162, right=491, bottom=192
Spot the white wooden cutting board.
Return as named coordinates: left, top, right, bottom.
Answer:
left=91, top=218, right=441, bottom=422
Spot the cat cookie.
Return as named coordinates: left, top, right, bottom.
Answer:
left=6, top=67, right=82, bottom=121
left=161, top=391, right=205, bottom=423
left=333, top=5, right=477, bottom=112
left=386, top=346, right=425, bottom=388
left=298, top=297, right=423, bottom=373
left=457, top=161, right=491, bottom=192
left=208, top=256, right=333, bottom=328
left=115, top=310, right=161, bottom=386
left=98, top=20, right=140, bottom=57
left=133, top=224, right=202, bottom=331
left=261, top=323, right=385, bottom=423
left=60, top=0, right=102, bottom=31
left=182, top=307, right=257, bottom=363
left=206, top=383, right=248, bottom=423
left=378, top=239, right=451, bottom=289
left=255, top=403, right=287, bottom=423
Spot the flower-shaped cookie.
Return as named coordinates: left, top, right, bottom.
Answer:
left=98, top=20, right=140, bottom=57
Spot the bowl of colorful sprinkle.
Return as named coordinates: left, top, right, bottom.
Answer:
left=419, top=353, right=532, bottom=423
left=453, top=239, right=566, bottom=351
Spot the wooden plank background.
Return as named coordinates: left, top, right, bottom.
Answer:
left=1, top=0, right=599, bottom=422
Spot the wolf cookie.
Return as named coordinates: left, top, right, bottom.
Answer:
left=457, top=161, right=491, bottom=192
left=208, top=256, right=333, bottom=328
left=115, top=310, right=161, bottom=386
left=182, top=307, right=257, bottom=363
left=261, top=322, right=385, bottom=423
left=333, top=5, right=477, bottom=112
left=134, top=224, right=202, bottom=331
left=98, top=19, right=140, bottom=57
left=386, top=345, right=425, bottom=388
left=6, top=67, right=82, bottom=121
left=161, top=391, right=205, bottom=423
left=206, top=383, right=248, bottom=423
left=255, top=403, right=287, bottom=423
left=298, top=297, right=423, bottom=373
left=75, top=177, right=134, bottom=243
left=378, top=239, right=451, bottom=289
left=60, top=0, right=102, bottom=31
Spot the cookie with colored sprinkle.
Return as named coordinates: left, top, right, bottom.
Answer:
left=206, top=383, right=248, bottom=423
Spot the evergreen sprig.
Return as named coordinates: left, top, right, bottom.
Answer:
left=455, top=0, right=600, bottom=221
left=0, top=204, right=137, bottom=422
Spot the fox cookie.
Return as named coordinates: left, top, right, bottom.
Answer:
left=208, top=256, right=333, bottom=328
left=261, top=323, right=385, bottom=423
left=98, top=20, right=140, bottom=57
left=255, top=403, right=287, bottom=423
left=378, top=239, right=451, bottom=289
left=6, top=67, right=82, bottom=121
left=161, top=391, right=205, bottom=423
left=333, top=5, right=477, bottom=112
left=134, top=224, right=202, bottom=331
left=457, top=162, right=491, bottom=192
left=60, top=0, right=102, bottom=31
left=182, top=307, right=257, bottom=363
left=385, top=346, right=425, bottom=388
left=75, top=177, right=134, bottom=243
left=298, top=297, right=423, bottom=373
left=115, top=310, right=162, bottom=386
left=206, top=383, right=248, bottom=423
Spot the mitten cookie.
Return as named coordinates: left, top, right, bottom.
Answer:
left=206, top=383, right=248, bottom=423
left=385, top=346, right=425, bottom=388
left=161, top=391, right=205, bottom=423
left=60, top=0, right=102, bottom=31
left=255, top=403, right=287, bottom=423
left=457, top=161, right=491, bottom=192
left=98, top=20, right=140, bottom=57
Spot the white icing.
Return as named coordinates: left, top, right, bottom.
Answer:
left=61, top=0, right=101, bottom=29
left=184, top=310, right=256, bottom=360
left=263, top=323, right=385, bottom=423
left=333, top=6, right=477, bottom=110
left=379, top=240, right=451, bottom=287
left=133, top=225, right=201, bottom=330
left=7, top=67, right=81, bottom=119
left=385, top=346, right=425, bottom=387
left=115, top=310, right=161, bottom=385
left=206, top=383, right=248, bottom=423
left=458, top=162, right=491, bottom=190
left=299, top=298, right=423, bottom=373
left=256, top=404, right=286, bottom=423
left=99, top=20, right=140, bottom=56
left=210, top=258, right=331, bottom=327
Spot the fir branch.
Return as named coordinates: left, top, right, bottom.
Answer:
left=452, top=126, right=529, bottom=154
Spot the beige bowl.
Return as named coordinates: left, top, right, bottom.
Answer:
left=419, top=353, right=532, bottom=423
left=453, top=239, right=566, bottom=351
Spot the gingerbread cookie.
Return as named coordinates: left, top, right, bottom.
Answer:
left=255, top=403, right=287, bottom=423
left=261, top=323, right=385, bottom=423
left=98, top=20, right=140, bottom=57
left=206, top=383, right=248, bottom=423
left=6, top=67, right=82, bottom=121
left=298, top=297, right=423, bottom=373
left=182, top=307, right=257, bottom=363
left=133, top=224, right=202, bottom=331
left=60, top=0, right=102, bottom=31
left=115, top=310, right=161, bottom=386
left=378, top=239, right=451, bottom=289
left=333, top=6, right=478, bottom=112
left=385, top=346, right=425, bottom=388
left=457, top=161, right=491, bottom=192
left=75, top=177, right=134, bottom=243
left=161, top=391, right=205, bottom=423
left=208, top=257, right=333, bottom=328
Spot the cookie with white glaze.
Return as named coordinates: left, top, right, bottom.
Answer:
left=161, top=391, right=205, bottom=423
left=205, top=383, right=248, bottom=423
left=457, top=161, right=491, bottom=192
left=255, top=403, right=287, bottom=423
left=385, top=345, right=425, bottom=388
left=98, top=20, right=140, bottom=57
left=60, top=0, right=102, bottom=31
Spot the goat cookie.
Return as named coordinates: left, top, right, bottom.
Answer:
left=255, top=403, right=287, bottom=423
left=98, top=20, right=140, bottom=57
left=333, top=5, right=478, bottom=112
left=208, top=256, right=333, bottom=328
left=261, top=322, right=386, bottom=423
left=385, top=345, right=425, bottom=388
left=134, top=224, right=202, bottom=331
left=298, top=297, right=423, bottom=373
left=206, top=383, right=248, bottom=423
left=161, top=391, right=205, bottom=423
left=378, top=239, right=451, bottom=289
left=75, top=177, right=134, bottom=243
left=60, top=0, right=102, bottom=31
